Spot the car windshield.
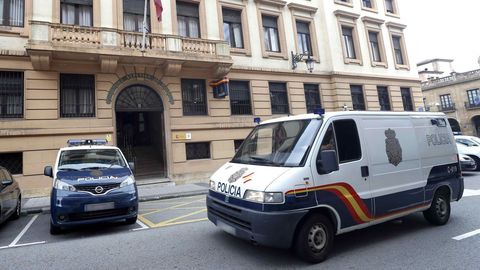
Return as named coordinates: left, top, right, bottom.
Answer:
left=231, top=119, right=322, bottom=167
left=58, top=149, right=127, bottom=171
left=456, top=138, right=479, bottom=147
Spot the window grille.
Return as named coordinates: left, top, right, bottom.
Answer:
left=401, top=87, right=414, bottom=111
left=304, top=84, right=321, bottom=113
left=377, top=86, right=391, bottom=111
left=350, top=85, right=366, bottom=110
left=186, top=142, right=210, bottom=160
left=230, top=81, right=251, bottom=115
left=0, top=71, right=23, bottom=118
left=269, top=82, right=289, bottom=114
left=182, top=79, right=207, bottom=116
left=60, top=74, right=95, bottom=118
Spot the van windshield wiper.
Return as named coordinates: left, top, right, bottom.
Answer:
left=58, top=167, right=79, bottom=171
left=249, top=156, right=276, bottom=165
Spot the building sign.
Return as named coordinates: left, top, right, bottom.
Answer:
left=173, top=132, right=192, bottom=140
left=106, top=73, right=174, bottom=105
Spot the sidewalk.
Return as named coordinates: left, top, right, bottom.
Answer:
left=21, top=182, right=209, bottom=215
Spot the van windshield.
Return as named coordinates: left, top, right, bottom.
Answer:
left=58, top=149, right=127, bottom=171
left=231, top=119, right=322, bottom=167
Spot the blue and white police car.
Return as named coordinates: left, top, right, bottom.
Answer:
left=44, top=139, right=138, bottom=234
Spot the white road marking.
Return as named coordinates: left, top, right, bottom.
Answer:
left=8, top=215, right=39, bottom=247
left=453, top=229, right=480, bottom=240
left=463, top=189, right=480, bottom=197
left=0, top=241, right=46, bottom=250
left=131, top=219, right=149, bottom=231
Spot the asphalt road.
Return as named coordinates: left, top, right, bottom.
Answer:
left=1, top=174, right=480, bottom=270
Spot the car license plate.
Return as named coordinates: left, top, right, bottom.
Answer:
left=84, top=202, right=114, bottom=212
left=217, top=220, right=236, bottom=236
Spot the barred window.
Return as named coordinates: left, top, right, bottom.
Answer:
left=182, top=79, right=207, bottom=116
left=304, top=84, right=321, bottom=113
left=350, top=85, right=365, bottom=111
left=61, top=0, right=93, bottom=27
left=0, top=0, right=24, bottom=27
left=377, top=86, right=391, bottom=111
left=269, top=82, right=289, bottom=114
left=0, top=71, right=23, bottom=118
left=60, top=74, right=95, bottom=118
left=230, top=81, right=251, bottom=115
left=186, top=142, right=210, bottom=160
left=0, top=152, right=22, bottom=174
left=401, top=87, right=414, bottom=111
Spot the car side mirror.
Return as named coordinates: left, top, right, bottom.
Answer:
left=1, top=179, right=13, bottom=186
left=128, top=162, right=135, bottom=173
left=317, top=150, right=339, bottom=175
left=44, top=166, right=53, bottom=178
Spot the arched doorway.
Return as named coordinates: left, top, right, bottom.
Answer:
left=472, top=116, right=480, bottom=137
left=448, top=118, right=461, bottom=134
left=115, top=85, right=166, bottom=178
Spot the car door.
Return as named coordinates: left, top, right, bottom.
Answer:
left=311, top=118, right=373, bottom=230
left=0, top=169, right=9, bottom=219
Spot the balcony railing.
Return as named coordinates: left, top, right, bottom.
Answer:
left=50, top=23, right=101, bottom=45
left=422, top=69, right=480, bottom=90
left=465, top=102, right=480, bottom=110
left=438, top=103, right=456, bottom=112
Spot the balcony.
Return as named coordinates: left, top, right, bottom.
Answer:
left=438, top=103, right=456, bottom=112
left=26, top=21, right=232, bottom=76
left=465, top=102, right=480, bottom=110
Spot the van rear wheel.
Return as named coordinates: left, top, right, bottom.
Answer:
left=423, top=191, right=450, bottom=225
left=294, top=214, right=334, bottom=263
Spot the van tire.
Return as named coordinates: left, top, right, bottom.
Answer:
left=125, top=216, right=137, bottom=225
left=10, top=196, right=21, bottom=220
left=50, top=222, right=62, bottom=235
left=294, top=214, right=334, bottom=263
left=423, top=191, right=450, bottom=225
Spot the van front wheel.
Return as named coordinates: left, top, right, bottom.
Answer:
left=294, top=214, right=334, bottom=263
left=423, top=191, right=450, bottom=225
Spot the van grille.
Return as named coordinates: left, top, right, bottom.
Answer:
left=209, top=205, right=251, bottom=231
left=68, top=208, right=129, bottom=221
left=75, top=183, right=120, bottom=195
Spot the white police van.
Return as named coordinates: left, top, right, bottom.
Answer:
left=44, top=139, right=138, bottom=234
left=207, top=111, right=463, bottom=263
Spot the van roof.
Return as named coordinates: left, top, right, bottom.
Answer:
left=59, top=145, right=120, bottom=152
left=260, top=111, right=446, bottom=125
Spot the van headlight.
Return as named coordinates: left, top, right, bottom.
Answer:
left=209, top=180, right=216, bottom=190
left=54, top=179, right=76, bottom=192
left=243, top=190, right=283, bottom=203
left=120, top=176, right=135, bottom=188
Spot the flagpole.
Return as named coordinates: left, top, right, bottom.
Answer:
left=141, top=0, right=148, bottom=52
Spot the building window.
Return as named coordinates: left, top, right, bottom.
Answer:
left=234, top=139, right=244, bottom=152
left=296, top=21, right=312, bottom=55
left=61, top=0, right=93, bottom=27
left=440, top=94, right=454, bottom=111
left=304, top=84, right=321, bottom=113
left=392, top=35, right=405, bottom=65
left=223, top=8, right=243, bottom=49
left=467, top=89, right=480, bottom=107
left=186, top=142, right=210, bottom=160
left=229, top=81, right=251, bottom=115
left=385, top=0, right=396, bottom=14
left=362, top=0, right=373, bottom=8
left=342, top=26, right=356, bottom=59
left=0, top=152, right=22, bottom=174
left=0, top=71, right=23, bottom=119
left=269, top=82, right=289, bottom=114
left=262, top=15, right=280, bottom=52
left=177, top=1, right=200, bottom=38
left=401, top=87, right=414, bottom=111
left=60, top=74, right=95, bottom=118
left=377, top=86, right=391, bottom=111
left=182, top=79, right=207, bottom=116
left=0, top=0, right=24, bottom=27
left=368, top=31, right=382, bottom=62
left=350, top=85, right=365, bottom=111
left=123, top=0, right=150, bottom=32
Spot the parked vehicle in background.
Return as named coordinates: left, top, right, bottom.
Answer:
left=0, top=166, right=21, bottom=225
left=459, top=154, right=477, bottom=171
left=44, top=139, right=138, bottom=234
left=455, top=136, right=480, bottom=171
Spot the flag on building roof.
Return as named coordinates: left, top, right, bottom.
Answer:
left=154, top=0, right=163, bottom=21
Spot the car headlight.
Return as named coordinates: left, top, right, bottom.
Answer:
left=54, top=179, right=76, bottom=192
left=120, top=176, right=135, bottom=188
left=209, top=180, right=216, bottom=190
left=243, top=190, right=284, bottom=204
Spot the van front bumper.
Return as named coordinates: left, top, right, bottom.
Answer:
left=207, top=192, right=308, bottom=249
left=51, top=185, right=138, bottom=227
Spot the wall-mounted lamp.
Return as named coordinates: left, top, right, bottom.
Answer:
left=291, top=51, right=314, bottom=73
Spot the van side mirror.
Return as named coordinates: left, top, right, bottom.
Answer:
left=1, top=179, right=13, bottom=186
left=128, top=162, right=135, bottom=173
left=44, top=166, right=53, bottom=178
left=317, top=150, right=339, bottom=175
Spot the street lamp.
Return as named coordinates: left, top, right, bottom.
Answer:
left=291, top=51, right=315, bottom=73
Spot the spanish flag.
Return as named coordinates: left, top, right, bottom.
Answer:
left=154, top=0, right=163, bottom=21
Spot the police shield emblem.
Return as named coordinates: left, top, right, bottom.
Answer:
left=385, top=128, right=402, bottom=166
left=228, top=168, right=248, bottom=183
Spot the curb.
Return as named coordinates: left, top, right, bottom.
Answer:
left=21, top=190, right=208, bottom=216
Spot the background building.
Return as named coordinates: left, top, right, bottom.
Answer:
left=0, top=0, right=421, bottom=196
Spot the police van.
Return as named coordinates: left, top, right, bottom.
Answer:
left=207, top=111, right=463, bottom=263
left=44, top=139, right=138, bottom=234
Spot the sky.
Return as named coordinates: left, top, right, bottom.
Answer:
left=401, top=0, right=480, bottom=72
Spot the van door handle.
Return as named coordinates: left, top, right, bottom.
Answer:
left=361, top=166, right=369, bottom=177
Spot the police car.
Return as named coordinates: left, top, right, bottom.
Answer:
left=207, top=111, right=463, bottom=263
left=44, top=139, right=138, bottom=234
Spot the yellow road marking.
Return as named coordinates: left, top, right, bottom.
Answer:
left=156, top=218, right=208, bottom=227
left=137, top=215, right=157, bottom=228
left=152, top=208, right=207, bottom=228
left=141, top=199, right=205, bottom=217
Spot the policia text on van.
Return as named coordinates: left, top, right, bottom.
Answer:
left=207, top=112, right=463, bottom=263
